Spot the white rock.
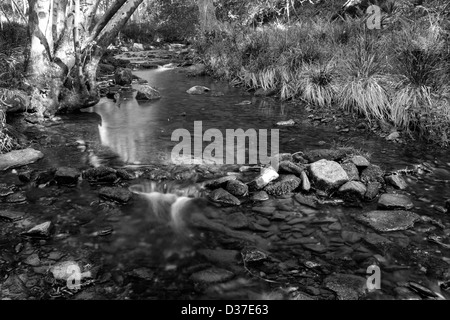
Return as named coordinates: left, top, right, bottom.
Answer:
left=309, top=159, right=349, bottom=191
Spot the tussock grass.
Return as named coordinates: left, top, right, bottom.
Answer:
left=197, top=0, right=450, bottom=145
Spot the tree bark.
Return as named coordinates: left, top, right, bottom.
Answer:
left=25, top=0, right=144, bottom=116
left=197, top=0, right=219, bottom=33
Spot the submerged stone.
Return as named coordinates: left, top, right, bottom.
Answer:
left=225, top=180, right=248, bottom=197
left=385, top=174, right=408, bottom=190
left=378, top=194, right=414, bottom=210
left=324, top=274, right=367, bottom=300
left=190, top=268, right=234, bottom=284
left=357, top=210, right=420, bottom=232
left=99, top=187, right=132, bottom=203
left=0, top=148, right=44, bottom=171
left=186, top=85, right=210, bottom=95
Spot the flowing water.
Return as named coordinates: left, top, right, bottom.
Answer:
left=3, top=57, right=450, bottom=300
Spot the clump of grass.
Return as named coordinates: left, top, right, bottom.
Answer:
left=337, top=35, right=391, bottom=123
left=0, top=110, right=16, bottom=154
left=298, top=62, right=337, bottom=107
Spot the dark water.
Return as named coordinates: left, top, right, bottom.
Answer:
left=4, top=65, right=450, bottom=300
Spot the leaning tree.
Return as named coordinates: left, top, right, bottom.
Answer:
left=26, top=0, right=144, bottom=116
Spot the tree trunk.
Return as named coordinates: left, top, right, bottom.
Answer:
left=25, top=0, right=144, bottom=117
left=197, top=0, right=219, bottom=33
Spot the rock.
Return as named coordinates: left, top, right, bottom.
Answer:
left=0, top=274, right=28, bottom=299
left=360, top=164, right=384, bottom=184
left=54, top=167, right=81, bottom=185
left=225, top=212, right=248, bottom=229
left=278, top=161, right=305, bottom=176
left=350, top=155, right=370, bottom=168
left=0, top=210, right=24, bottom=222
left=114, top=68, right=133, bottom=86
left=116, top=168, right=135, bottom=180
left=303, top=244, right=327, bottom=253
left=378, top=194, right=414, bottom=210
left=135, top=84, right=161, bottom=101
left=24, top=253, right=41, bottom=266
left=211, top=91, right=224, bottom=97
left=264, top=175, right=301, bottom=196
left=324, top=274, right=367, bottom=300
left=341, top=162, right=360, bottom=181
left=83, top=166, right=117, bottom=183
left=357, top=210, right=420, bottom=232
left=294, top=193, right=318, bottom=208
left=0, top=148, right=44, bottom=171
left=364, top=182, right=381, bottom=200
left=363, top=233, right=392, bottom=253
left=341, top=231, right=362, bottom=244
left=303, top=149, right=351, bottom=163
left=387, top=131, right=400, bottom=141
left=225, top=180, right=248, bottom=197
left=241, top=247, right=268, bottom=263
left=251, top=191, right=269, bottom=201
left=247, top=166, right=279, bottom=190
left=338, top=181, right=367, bottom=200
left=50, top=261, right=82, bottom=281
left=5, top=192, right=26, bottom=203
left=186, top=86, right=210, bottom=95
left=276, top=119, right=296, bottom=126
left=197, top=249, right=239, bottom=265
left=205, top=176, right=237, bottom=189
left=209, top=188, right=241, bottom=206
left=131, top=268, right=154, bottom=280
left=98, top=63, right=115, bottom=74
left=190, top=268, right=234, bottom=284
left=385, top=174, right=408, bottom=190
left=99, top=187, right=132, bottom=203
left=132, top=43, right=144, bottom=51
left=23, top=221, right=52, bottom=238
left=292, top=152, right=308, bottom=164
left=254, top=88, right=277, bottom=97
left=300, top=171, right=311, bottom=191
left=309, top=160, right=349, bottom=191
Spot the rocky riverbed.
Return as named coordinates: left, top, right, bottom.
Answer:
left=1, top=43, right=450, bottom=300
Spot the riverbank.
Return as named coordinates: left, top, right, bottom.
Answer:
left=193, top=1, right=450, bottom=147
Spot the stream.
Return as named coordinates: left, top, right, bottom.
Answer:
left=1, top=46, right=450, bottom=300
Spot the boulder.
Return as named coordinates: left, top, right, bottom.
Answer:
left=341, top=162, right=360, bottom=181
left=114, top=68, right=133, bottom=86
left=309, top=160, right=349, bottom=191
left=264, top=175, right=301, bottom=196
left=350, top=155, right=370, bottom=168
left=135, top=84, right=161, bottom=101
left=225, top=180, right=249, bottom=197
left=378, top=194, right=414, bottom=210
left=0, top=148, right=44, bottom=171
left=385, top=174, right=408, bottom=190
left=338, top=181, right=367, bottom=200
left=209, top=188, right=241, bottom=206
left=278, top=161, right=305, bottom=176
left=54, top=167, right=81, bottom=185
left=360, top=164, right=384, bottom=184
left=186, top=86, right=210, bottom=95
left=251, top=191, right=269, bottom=201
left=364, top=182, right=381, bottom=200
left=247, top=166, right=279, bottom=190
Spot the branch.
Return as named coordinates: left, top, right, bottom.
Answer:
left=82, top=0, right=127, bottom=48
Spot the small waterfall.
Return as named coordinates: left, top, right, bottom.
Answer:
left=129, top=181, right=209, bottom=233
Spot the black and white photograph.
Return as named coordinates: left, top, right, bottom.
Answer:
left=0, top=0, right=450, bottom=308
